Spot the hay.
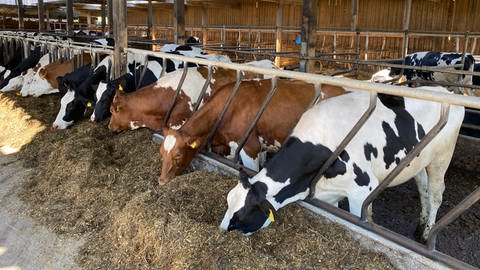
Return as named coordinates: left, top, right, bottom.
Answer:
left=5, top=92, right=394, bottom=269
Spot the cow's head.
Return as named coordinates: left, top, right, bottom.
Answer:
left=30, top=68, right=54, bottom=93
left=158, top=128, right=201, bottom=185
left=220, top=169, right=276, bottom=235
left=107, top=87, right=135, bottom=132
left=52, top=89, right=87, bottom=129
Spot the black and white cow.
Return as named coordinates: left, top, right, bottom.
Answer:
left=0, top=43, right=23, bottom=83
left=371, top=52, right=475, bottom=87
left=0, top=45, right=46, bottom=91
left=220, top=87, right=464, bottom=242
left=93, top=38, right=115, bottom=46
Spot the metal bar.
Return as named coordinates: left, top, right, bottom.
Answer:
left=206, top=70, right=244, bottom=151
left=160, top=57, right=167, bottom=78
left=136, top=55, right=149, bottom=89
left=192, top=65, right=213, bottom=114
left=126, top=47, right=480, bottom=110
left=233, top=76, right=279, bottom=164
left=360, top=103, right=451, bottom=221
left=304, top=198, right=477, bottom=270
left=163, top=61, right=189, bottom=126
left=427, top=187, right=480, bottom=250
left=309, top=91, right=378, bottom=197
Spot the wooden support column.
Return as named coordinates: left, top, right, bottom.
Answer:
left=38, top=0, right=45, bottom=32
left=201, top=6, right=207, bottom=46
left=17, top=0, right=25, bottom=30
left=66, top=0, right=74, bottom=36
left=101, top=0, right=106, bottom=34
left=113, top=0, right=128, bottom=78
left=1, top=16, right=5, bottom=30
left=45, top=9, right=51, bottom=31
left=174, top=0, right=185, bottom=44
left=274, top=1, right=283, bottom=67
left=86, top=12, right=91, bottom=28
left=300, top=0, right=319, bottom=73
left=108, top=0, right=114, bottom=36
left=147, top=0, right=153, bottom=39
left=402, top=0, right=412, bottom=57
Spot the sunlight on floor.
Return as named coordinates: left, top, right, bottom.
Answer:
left=0, top=93, right=46, bottom=154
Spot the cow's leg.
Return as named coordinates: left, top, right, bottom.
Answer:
left=240, top=136, right=261, bottom=172
left=413, top=168, right=429, bottom=241
left=421, top=164, right=447, bottom=242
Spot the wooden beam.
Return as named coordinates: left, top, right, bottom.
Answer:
left=274, top=1, right=283, bottom=67
left=299, top=0, right=318, bottom=73
left=174, top=0, right=185, bottom=44
left=17, top=0, right=24, bottom=30
left=66, top=0, right=74, bottom=36
left=108, top=0, right=113, bottom=36
left=38, top=0, right=45, bottom=32
left=201, top=6, right=207, bottom=45
left=147, top=0, right=153, bottom=39
left=402, top=0, right=412, bottom=57
left=351, top=0, right=358, bottom=31
left=45, top=9, right=50, bottom=31
left=86, top=12, right=91, bottom=27
left=113, top=0, right=127, bottom=78
left=101, top=0, right=106, bottom=34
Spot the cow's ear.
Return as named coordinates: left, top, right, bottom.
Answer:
left=238, top=167, right=251, bottom=189
left=187, top=137, right=200, bottom=149
left=38, top=68, right=47, bottom=78
left=259, top=200, right=276, bottom=222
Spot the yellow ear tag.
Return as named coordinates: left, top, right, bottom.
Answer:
left=269, top=209, right=275, bottom=222
left=115, top=106, right=120, bottom=112
left=87, top=101, right=92, bottom=107
left=189, top=141, right=197, bottom=149
left=118, top=85, right=124, bottom=92
left=16, top=91, right=21, bottom=96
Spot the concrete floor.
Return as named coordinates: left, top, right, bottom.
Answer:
left=0, top=154, right=83, bottom=270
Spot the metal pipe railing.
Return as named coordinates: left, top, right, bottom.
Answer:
left=191, top=65, right=213, bottom=114
left=163, top=61, right=189, bottom=127
left=126, top=47, right=480, bottom=110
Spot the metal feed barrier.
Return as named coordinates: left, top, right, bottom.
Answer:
left=1, top=32, right=479, bottom=269
left=125, top=48, right=480, bottom=270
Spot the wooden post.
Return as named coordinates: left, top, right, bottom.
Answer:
left=87, top=12, right=91, bottom=28
left=174, top=0, right=185, bottom=44
left=38, top=0, right=45, bottom=32
left=66, top=0, right=74, bottom=36
left=108, top=0, right=114, bottom=36
left=351, top=0, right=358, bottom=31
left=201, top=6, right=207, bottom=46
left=351, top=0, right=359, bottom=72
left=45, top=9, right=50, bottom=31
left=147, top=0, right=153, bottom=39
left=17, top=0, right=25, bottom=30
left=101, top=0, right=106, bottom=34
left=113, top=0, right=128, bottom=78
left=402, top=0, right=412, bottom=57
left=274, top=1, right=283, bottom=67
left=299, top=0, right=319, bottom=73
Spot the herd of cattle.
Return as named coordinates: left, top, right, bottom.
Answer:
left=0, top=32, right=474, bottom=240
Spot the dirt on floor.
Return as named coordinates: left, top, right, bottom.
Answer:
left=1, top=91, right=395, bottom=269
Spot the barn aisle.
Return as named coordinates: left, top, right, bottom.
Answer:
left=0, top=154, right=83, bottom=270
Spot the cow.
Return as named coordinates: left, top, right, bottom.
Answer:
left=1, top=51, right=50, bottom=93
left=0, top=43, right=24, bottom=83
left=0, top=46, right=43, bottom=89
left=92, top=38, right=115, bottom=46
left=186, top=36, right=200, bottom=44
left=371, top=52, right=475, bottom=90
left=219, top=87, right=464, bottom=242
left=108, top=60, right=278, bottom=133
left=22, top=54, right=92, bottom=97
left=158, top=80, right=347, bottom=185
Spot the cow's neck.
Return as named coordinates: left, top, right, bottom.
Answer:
left=178, top=95, right=225, bottom=146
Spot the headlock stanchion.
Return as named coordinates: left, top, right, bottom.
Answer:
left=360, top=103, right=451, bottom=221
left=163, top=61, right=189, bottom=127
left=136, top=55, right=149, bottom=89
left=206, top=70, right=244, bottom=152
left=192, top=65, right=213, bottom=114
left=309, top=90, right=378, bottom=198
left=233, top=76, right=278, bottom=164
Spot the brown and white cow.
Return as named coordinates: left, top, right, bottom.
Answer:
left=108, top=63, right=275, bottom=132
left=158, top=80, right=347, bottom=184
left=24, top=54, right=92, bottom=97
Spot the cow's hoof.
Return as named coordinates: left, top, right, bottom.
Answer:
left=414, top=224, right=427, bottom=244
